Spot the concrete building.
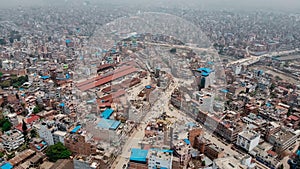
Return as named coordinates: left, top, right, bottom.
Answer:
left=197, top=111, right=243, bottom=142
left=236, top=130, right=260, bottom=152
left=188, top=127, right=204, bottom=148
left=53, top=131, right=67, bottom=145
left=37, top=123, right=54, bottom=145
left=128, top=148, right=148, bottom=169
left=205, top=144, right=224, bottom=160
left=1, top=130, right=25, bottom=151
left=73, top=156, right=100, bottom=169
left=212, top=156, right=247, bottom=169
left=268, top=129, right=298, bottom=153
left=64, top=134, right=97, bottom=156
left=148, top=149, right=173, bottom=169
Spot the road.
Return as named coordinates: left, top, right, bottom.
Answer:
left=227, top=49, right=299, bottom=67
left=111, top=78, right=179, bottom=169
left=143, top=41, right=215, bottom=52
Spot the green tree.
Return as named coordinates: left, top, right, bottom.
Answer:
left=0, top=152, right=4, bottom=158
left=0, top=119, right=12, bottom=132
left=2, top=121, right=12, bottom=131
left=33, top=107, right=40, bottom=114
left=202, top=160, right=206, bottom=166
left=30, top=129, right=38, bottom=138
left=46, top=142, right=71, bottom=162
left=170, top=48, right=176, bottom=53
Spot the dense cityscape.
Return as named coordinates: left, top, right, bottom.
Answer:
left=0, top=1, right=300, bottom=169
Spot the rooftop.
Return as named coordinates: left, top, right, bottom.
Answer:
left=271, top=130, right=296, bottom=144
left=9, top=149, right=35, bottom=166
left=213, top=156, right=247, bottom=169
left=97, top=119, right=121, bottom=130
left=239, top=130, right=260, bottom=140
left=130, top=148, right=149, bottom=163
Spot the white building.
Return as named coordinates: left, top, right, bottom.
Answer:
left=37, top=123, right=54, bottom=145
left=1, top=130, right=25, bottom=151
left=236, top=131, right=260, bottom=152
left=148, top=149, right=173, bottom=169
left=53, top=131, right=67, bottom=145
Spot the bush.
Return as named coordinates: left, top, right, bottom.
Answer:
left=46, top=143, right=71, bottom=162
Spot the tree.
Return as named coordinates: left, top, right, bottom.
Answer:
left=30, top=129, right=38, bottom=138
left=33, top=106, right=40, bottom=114
left=170, top=48, right=176, bottom=54
left=202, top=160, right=206, bottom=166
left=0, top=152, right=4, bottom=158
left=2, top=121, right=11, bottom=131
left=22, top=119, right=27, bottom=132
left=0, top=119, right=12, bottom=132
left=46, top=142, right=71, bottom=162
left=22, top=119, right=29, bottom=142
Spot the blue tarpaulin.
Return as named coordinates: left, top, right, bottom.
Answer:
left=66, top=74, right=70, bottom=79
left=183, top=138, right=190, bottom=145
left=220, top=89, right=229, bottom=93
left=66, top=39, right=71, bottom=44
left=0, top=162, right=13, bottom=169
left=71, top=125, right=81, bottom=133
left=296, top=150, right=300, bottom=156
left=130, top=149, right=148, bottom=163
left=145, top=85, right=152, bottom=89
left=40, top=75, right=50, bottom=80
left=59, top=103, right=65, bottom=107
left=101, top=108, right=114, bottom=119
left=97, top=119, right=120, bottom=130
left=197, top=67, right=213, bottom=77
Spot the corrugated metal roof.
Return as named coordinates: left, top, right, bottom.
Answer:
left=130, top=148, right=148, bottom=163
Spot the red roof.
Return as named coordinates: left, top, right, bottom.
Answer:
left=76, top=66, right=132, bottom=87
left=97, top=102, right=112, bottom=108
left=26, top=115, right=40, bottom=124
left=79, top=68, right=138, bottom=91
left=98, top=90, right=126, bottom=103
left=288, top=115, right=299, bottom=121
left=267, top=150, right=277, bottom=157
left=15, top=123, right=30, bottom=132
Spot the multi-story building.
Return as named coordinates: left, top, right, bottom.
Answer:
left=1, top=130, right=25, bottom=151
left=264, top=122, right=280, bottom=140
left=64, top=134, right=97, bottom=156
left=268, top=129, right=298, bottom=153
left=53, top=131, right=67, bottom=145
left=188, top=127, right=204, bottom=148
left=197, top=111, right=243, bottom=143
left=212, top=156, right=247, bottom=169
left=205, top=144, right=224, bottom=160
left=73, top=155, right=100, bottom=169
left=236, top=130, right=260, bottom=152
left=36, top=123, right=54, bottom=145
left=172, top=140, right=192, bottom=166
left=148, top=149, right=173, bottom=169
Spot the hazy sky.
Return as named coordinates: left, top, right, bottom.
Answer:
left=0, top=0, right=299, bottom=12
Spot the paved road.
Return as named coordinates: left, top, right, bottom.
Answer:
left=111, top=79, right=179, bottom=169
left=227, top=49, right=299, bottom=67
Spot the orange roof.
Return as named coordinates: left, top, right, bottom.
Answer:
left=79, top=68, right=138, bottom=91
left=76, top=66, right=132, bottom=87
left=288, top=115, right=299, bottom=121
left=267, top=150, right=277, bottom=157
left=98, top=90, right=126, bottom=103
left=26, top=115, right=40, bottom=124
